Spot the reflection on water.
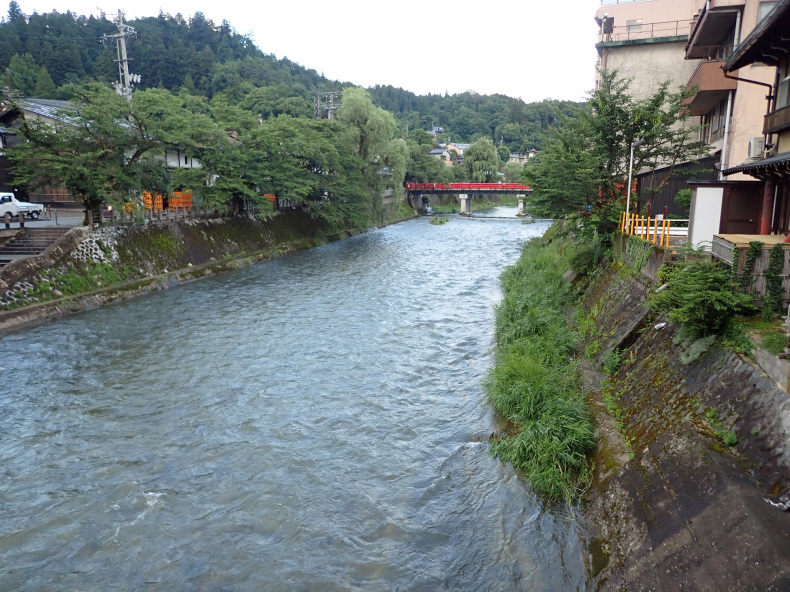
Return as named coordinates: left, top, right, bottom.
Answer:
left=0, top=210, right=585, bottom=591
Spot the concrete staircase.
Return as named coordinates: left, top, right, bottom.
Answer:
left=0, top=228, right=71, bottom=268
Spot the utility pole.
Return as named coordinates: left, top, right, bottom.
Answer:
left=103, top=10, right=140, bottom=101
left=314, top=90, right=342, bottom=120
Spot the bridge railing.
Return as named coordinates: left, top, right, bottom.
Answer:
left=404, top=182, right=531, bottom=192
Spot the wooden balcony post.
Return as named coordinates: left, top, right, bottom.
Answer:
left=760, top=179, right=776, bottom=235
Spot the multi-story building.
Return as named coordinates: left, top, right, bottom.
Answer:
left=595, top=0, right=698, bottom=99
left=684, top=0, right=777, bottom=178
left=721, top=0, right=790, bottom=234
left=683, top=0, right=780, bottom=245
left=595, top=0, right=718, bottom=218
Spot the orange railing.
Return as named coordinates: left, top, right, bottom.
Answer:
left=142, top=190, right=193, bottom=212
left=619, top=212, right=677, bottom=247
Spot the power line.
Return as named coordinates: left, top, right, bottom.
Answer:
left=101, top=10, right=139, bottom=101
left=314, top=90, right=341, bottom=120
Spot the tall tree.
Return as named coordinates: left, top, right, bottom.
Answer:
left=523, top=71, right=708, bottom=221
left=10, top=84, right=212, bottom=223
left=337, top=87, right=401, bottom=218
left=32, top=66, right=56, bottom=97
left=464, top=137, right=500, bottom=182
left=6, top=53, right=38, bottom=95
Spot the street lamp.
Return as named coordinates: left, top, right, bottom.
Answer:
left=626, top=139, right=644, bottom=230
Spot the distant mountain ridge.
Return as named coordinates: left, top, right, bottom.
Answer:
left=0, top=1, right=582, bottom=149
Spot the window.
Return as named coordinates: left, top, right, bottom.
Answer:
left=758, top=1, right=778, bottom=23
left=702, top=96, right=731, bottom=143
left=626, top=19, right=643, bottom=34
left=777, top=59, right=790, bottom=110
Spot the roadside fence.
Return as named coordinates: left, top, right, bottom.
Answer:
left=619, top=212, right=688, bottom=247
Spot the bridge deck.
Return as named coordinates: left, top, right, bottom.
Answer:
left=405, top=183, right=532, bottom=195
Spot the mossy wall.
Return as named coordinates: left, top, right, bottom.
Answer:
left=0, top=209, right=395, bottom=318
left=580, top=246, right=790, bottom=591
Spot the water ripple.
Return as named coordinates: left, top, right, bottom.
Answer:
left=0, top=212, right=586, bottom=591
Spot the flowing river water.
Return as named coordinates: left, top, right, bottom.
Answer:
left=0, top=208, right=587, bottom=591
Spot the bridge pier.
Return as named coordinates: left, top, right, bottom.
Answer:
left=517, top=195, right=526, bottom=217
left=459, top=194, right=471, bottom=216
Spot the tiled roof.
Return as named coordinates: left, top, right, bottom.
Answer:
left=724, top=151, right=790, bottom=178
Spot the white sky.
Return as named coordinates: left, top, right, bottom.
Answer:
left=16, top=0, right=602, bottom=103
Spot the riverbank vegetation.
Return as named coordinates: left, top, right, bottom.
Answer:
left=486, top=237, right=594, bottom=503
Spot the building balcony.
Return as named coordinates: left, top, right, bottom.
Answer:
left=686, top=7, right=740, bottom=59
left=597, top=19, right=692, bottom=47
left=764, top=105, right=790, bottom=135
left=683, top=59, right=737, bottom=116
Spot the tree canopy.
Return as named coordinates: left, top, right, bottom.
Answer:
left=464, top=138, right=501, bottom=182
left=523, top=71, right=708, bottom=221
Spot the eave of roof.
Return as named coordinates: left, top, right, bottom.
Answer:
left=724, top=0, right=790, bottom=71
left=723, top=151, right=790, bottom=178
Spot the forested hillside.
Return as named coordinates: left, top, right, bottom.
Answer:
left=0, top=1, right=581, bottom=151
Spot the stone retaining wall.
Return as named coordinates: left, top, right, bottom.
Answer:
left=581, top=244, right=790, bottom=591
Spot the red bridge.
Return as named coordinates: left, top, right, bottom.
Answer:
left=404, top=182, right=532, bottom=194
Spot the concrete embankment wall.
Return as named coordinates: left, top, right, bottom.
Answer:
left=0, top=210, right=413, bottom=335
left=581, top=237, right=790, bottom=591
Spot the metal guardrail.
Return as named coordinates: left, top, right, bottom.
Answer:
left=598, top=19, right=692, bottom=43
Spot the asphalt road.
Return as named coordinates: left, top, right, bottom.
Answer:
left=4, top=209, right=84, bottom=229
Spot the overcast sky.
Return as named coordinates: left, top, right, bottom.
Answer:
left=15, top=0, right=602, bottom=103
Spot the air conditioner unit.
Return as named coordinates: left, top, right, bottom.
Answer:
left=748, top=137, right=765, bottom=159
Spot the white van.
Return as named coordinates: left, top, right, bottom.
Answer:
left=0, top=193, right=20, bottom=219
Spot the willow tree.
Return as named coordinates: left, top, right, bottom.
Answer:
left=337, top=87, right=406, bottom=220
left=464, top=137, right=500, bottom=182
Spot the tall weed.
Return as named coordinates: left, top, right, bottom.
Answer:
left=486, top=237, right=594, bottom=503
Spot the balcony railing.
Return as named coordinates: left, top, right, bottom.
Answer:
left=598, top=19, right=693, bottom=44
left=764, top=105, right=790, bottom=135
left=687, top=45, right=734, bottom=61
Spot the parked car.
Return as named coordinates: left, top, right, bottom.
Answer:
left=0, top=193, right=44, bottom=219
left=0, top=193, right=20, bottom=219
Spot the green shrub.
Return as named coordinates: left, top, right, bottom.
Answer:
left=762, top=244, right=785, bottom=318
left=674, top=188, right=692, bottom=212
left=569, top=240, right=604, bottom=275
left=650, top=260, right=756, bottom=338
left=602, top=349, right=622, bottom=375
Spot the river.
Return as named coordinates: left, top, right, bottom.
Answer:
left=0, top=208, right=586, bottom=591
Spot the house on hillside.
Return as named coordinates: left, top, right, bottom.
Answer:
left=446, top=142, right=469, bottom=156
left=429, top=148, right=453, bottom=166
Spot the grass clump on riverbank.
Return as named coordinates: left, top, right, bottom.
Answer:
left=486, top=238, right=594, bottom=503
